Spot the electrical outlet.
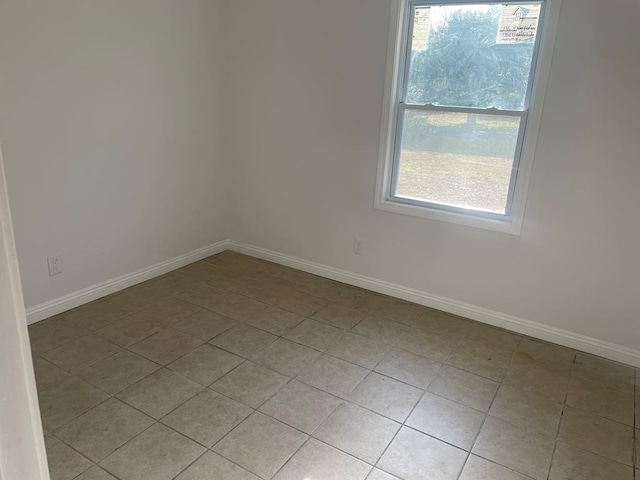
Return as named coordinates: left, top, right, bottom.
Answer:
left=353, top=238, right=364, bottom=255
left=48, top=255, right=63, bottom=276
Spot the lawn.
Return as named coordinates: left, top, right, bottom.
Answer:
left=396, top=149, right=513, bottom=214
left=396, top=111, right=518, bottom=214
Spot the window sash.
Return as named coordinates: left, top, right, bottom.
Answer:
left=388, top=0, right=546, bottom=219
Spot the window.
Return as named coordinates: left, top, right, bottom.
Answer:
left=376, top=0, right=560, bottom=234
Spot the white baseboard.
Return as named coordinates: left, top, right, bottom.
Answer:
left=229, top=241, right=640, bottom=368
left=26, top=240, right=230, bottom=325
left=26, top=237, right=640, bottom=367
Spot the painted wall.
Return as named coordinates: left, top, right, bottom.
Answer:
left=226, top=0, right=640, bottom=350
left=0, top=0, right=229, bottom=307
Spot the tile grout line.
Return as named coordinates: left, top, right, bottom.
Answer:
left=544, top=351, right=577, bottom=480
left=453, top=335, right=523, bottom=480
left=34, top=253, right=637, bottom=480
left=370, top=346, right=450, bottom=478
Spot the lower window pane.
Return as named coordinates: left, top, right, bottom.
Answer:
left=394, top=110, right=521, bottom=214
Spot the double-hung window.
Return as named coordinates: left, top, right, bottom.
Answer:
left=376, top=0, right=559, bottom=234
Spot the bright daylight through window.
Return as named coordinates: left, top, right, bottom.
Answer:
left=379, top=0, right=549, bottom=229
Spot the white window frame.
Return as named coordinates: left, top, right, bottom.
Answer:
left=375, top=0, right=561, bottom=235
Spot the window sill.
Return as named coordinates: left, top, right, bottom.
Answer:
left=374, top=197, right=522, bottom=235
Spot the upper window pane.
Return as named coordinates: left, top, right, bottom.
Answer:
left=406, top=3, right=541, bottom=110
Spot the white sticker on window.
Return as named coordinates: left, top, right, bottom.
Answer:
left=497, top=4, right=541, bottom=44
left=411, top=7, right=431, bottom=51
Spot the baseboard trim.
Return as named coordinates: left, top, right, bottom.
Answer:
left=26, top=240, right=230, bottom=325
left=229, top=241, right=640, bottom=368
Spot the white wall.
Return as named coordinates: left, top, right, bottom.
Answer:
left=1, top=0, right=637, bottom=355
left=0, top=0, right=229, bottom=308
left=227, top=0, right=640, bottom=351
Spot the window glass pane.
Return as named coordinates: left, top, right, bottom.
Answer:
left=406, top=3, right=541, bottom=110
left=394, top=110, right=521, bottom=214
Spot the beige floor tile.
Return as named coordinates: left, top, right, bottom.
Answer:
left=245, top=306, right=304, bottom=335
left=375, top=300, right=425, bottom=325
left=459, top=456, right=532, bottom=480
left=136, top=296, right=206, bottom=326
left=210, top=292, right=268, bottom=322
left=397, top=328, right=458, bottom=363
left=226, top=277, right=293, bottom=305
left=259, top=380, right=342, bottom=434
left=333, top=286, right=386, bottom=312
left=297, top=354, right=369, bottom=398
left=463, top=324, right=521, bottom=351
left=572, top=353, right=635, bottom=394
left=366, top=469, right=400, bottom=480
left=274, top=267, right=315, bottom=286
left=284, top=319, right=344, bottom=352
left=472, top=416, right=556, bottom=480
left=33, top=357, right=72, bottom=392
left=33, top=259, right=640, bottom=480
left=246, top=259, right=288, bottom=278
left=411, top=309, right=472, bottom=338
left=94, top=314, right=164, bottom=347
left=176, top=451, right=260, bottom=480
left=274, top=438, right=371, bottom=480
left=105, top=285, right=164, bottom=311
left=512, top=338, right=575, bottom=372
left=406, top=392, right=485, bottom=450
left=172, top=310, right=237, bottom=342
left=60, top=302, right=130, bottom=331
left=549, top=443, right=634, bottom=480
left=428, top=365, right=499, bottom=412
left=42, top=335, right=120, bottom=373
left=39, top=377, right=110, bottom=431
left=312, top=303, right=367, bottom=330
left=489, top=385, right=563, bottom=436
left=251, top=338, right=320, bottom=377
left=296, top=277, right=344, bottom=301
left=45, top=434, right=93, bottom=480
left=210, top=324, right=277, bottom=358
left=78, top=350, right=160, bottom=394
left=56, top=398, right=154, bottom=461
left=162, top=390, right=252, bottom=447
left=374, top=348, right=442, bottom=389
left=349, top=372, right=422, bottom=422
left=129, top=328, right=203, bottom=365
left=327, top=333, right=390, bottom=369
left=99, top=423, right=205, bottom=480
left=447, top=341, right=514, bottom=382
left=557, top=406, right=634, bottom=465
left=211, top=361, right=289, bottom=408
left=213, top=412, right=308, bottom=479
left=313, top=403, right=400, bottom=464
left=276, top=291, right=329, bottom=316
left=174, top=283, right=231, bottom=311
left=29, top=319, right=89, bottom=356
left=378, top=426, right=467, bottom=480
left=565, top=378, right=634, bottom=425
left=117, top=369, right=203, bottom=419
left=143, top=271, right=201, bottom=297
left=502, top=362, right=570, bottom=403
left=168, top=344, right=244, bottom=386
left=351, top=316, right=409, bottom=346
left=178, top=260, right=229, bottom=282
left=74, top=466, right=118, bottom=480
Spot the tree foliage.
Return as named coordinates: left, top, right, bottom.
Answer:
left=407, top=7, right=535, bottom=110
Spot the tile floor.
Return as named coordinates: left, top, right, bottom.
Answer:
left=29, top=252, right=639, bottom=480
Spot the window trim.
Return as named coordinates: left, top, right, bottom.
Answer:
left=375, top=0, right=562, bottom=235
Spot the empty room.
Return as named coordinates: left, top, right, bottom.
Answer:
left=0, top=0, right=638, bottom=479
